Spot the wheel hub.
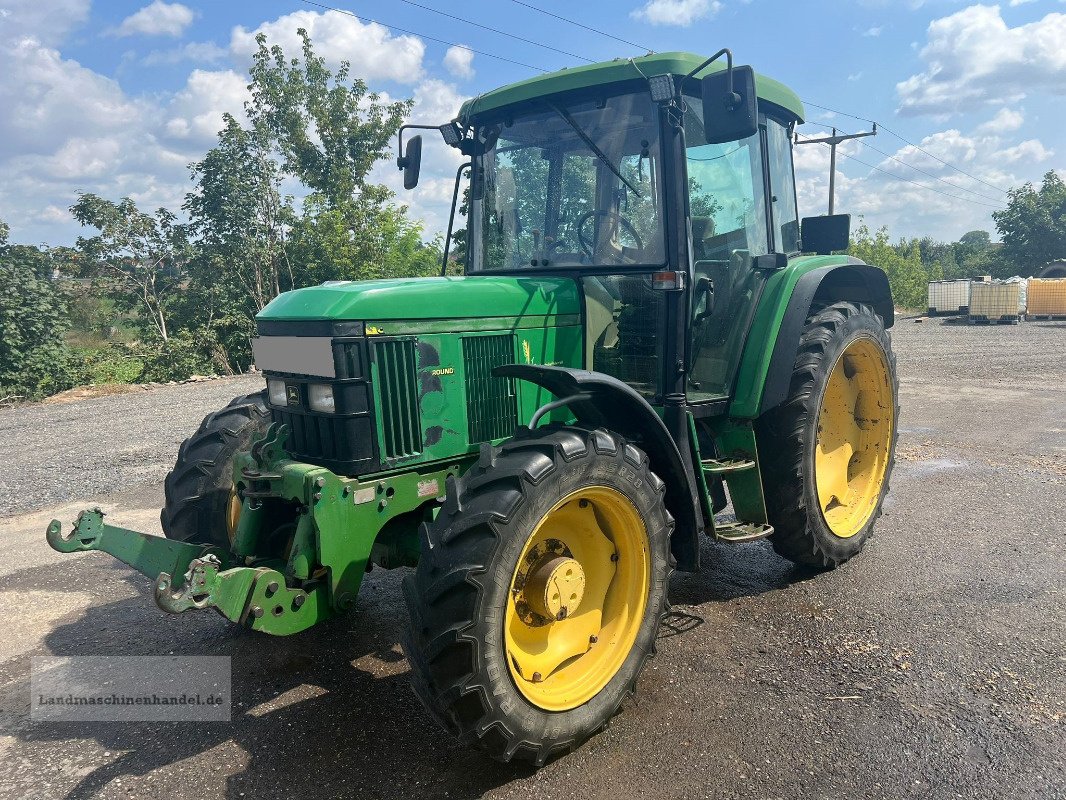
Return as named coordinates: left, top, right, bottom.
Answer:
left=524, top=555, right=586, bottom=620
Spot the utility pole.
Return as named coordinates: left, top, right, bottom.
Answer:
left=795, top=124, right=877, bottom=214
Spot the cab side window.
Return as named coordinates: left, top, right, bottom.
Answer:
left=766, top=119, right=801, bottom=254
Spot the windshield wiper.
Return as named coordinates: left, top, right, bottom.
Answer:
left=547, top=100, right=643, bottom=198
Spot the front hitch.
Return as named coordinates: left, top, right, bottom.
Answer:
left=46, top=509, right=325, bottom=635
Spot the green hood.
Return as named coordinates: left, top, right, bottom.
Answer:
left=257, top=276, right=580, bottom=322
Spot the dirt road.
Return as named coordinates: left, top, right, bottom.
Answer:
left=0, top=319, right=1063, bottom=799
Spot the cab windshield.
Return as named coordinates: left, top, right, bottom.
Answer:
left=469, top=90, right=665, bottom=271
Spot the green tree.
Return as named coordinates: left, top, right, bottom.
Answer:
left=849, top=223, right=926, bottom=309
left=0, top=221, right=77, bottom=400
left=70, top=194, right=190, bottom=343
left=992, top=170, right=1066, bottom=275
left=183, top=114, right=295, bottom=371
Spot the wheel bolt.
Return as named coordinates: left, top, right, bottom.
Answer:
left=610, top=552, right=619, bottom=562
left=251, top=606, right=264, bottom=619
left=579, top=499, right=589, bottom=508
left=589, top=635, right=598, bottom=644
left=266, top=581, right=279, bottom=595
left=532, top=672, right=543, bottom=683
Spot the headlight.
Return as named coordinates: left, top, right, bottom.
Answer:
left=308, top=383, right=335, bottom=413
left=267, top=378, right=287, bottom=407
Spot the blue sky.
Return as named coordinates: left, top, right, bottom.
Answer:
left=2, top=0, right=1064, bottom=248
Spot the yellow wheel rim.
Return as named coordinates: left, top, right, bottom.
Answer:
left=504, top=486, right=650, bottom=711
left=226, top=486, right=242, bottom=544
left=815, top=336, right=895, bottom=538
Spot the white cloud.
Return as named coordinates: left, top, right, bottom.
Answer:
left=163, top=69, right=248, bottom=145
left=142, top=41, right=228, bottom=66
left=115, top=1, right=195, bottom=38
left=630, top=0, right=722, bottom=27
left=793, top=118, right=1051, bottom=241
left=443, top=45, right=475, bottom=79
left=897, top=5, right=1066, bottom=116
left=863, top=26, right=883, bottom=37
left=997, top=139, right=1053, bottom=164
left=231, top=10, right=424, bottom=84
left=976, top=107, right=1024, bottom=135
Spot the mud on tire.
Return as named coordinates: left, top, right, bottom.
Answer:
left=402, top=425, right=673, bottom=765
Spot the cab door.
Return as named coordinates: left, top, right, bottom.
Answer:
left=684, top=105, right=800, bottom=403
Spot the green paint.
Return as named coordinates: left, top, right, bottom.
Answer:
left=258, top=275, right=579, bottom=322
left=366, top=313, right=580, bottom=336
left=46, top=510, right=226, bottom=583
left=459, top=51, right=804, bottom=124
left=706, top=418, right=768, bottom=525
left=730, top=255, right=858, bottom=418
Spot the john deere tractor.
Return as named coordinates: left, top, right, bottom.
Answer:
left=47, top=51, right=898, bottom=764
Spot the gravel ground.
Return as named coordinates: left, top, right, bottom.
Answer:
left=0, top=318, right=1062, bottom=800
left=0, top=376, right=262, bottom=517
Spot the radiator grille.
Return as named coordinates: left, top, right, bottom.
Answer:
left=373, top=339, right=422, bottom=459
left=463, top=334, right=518, bottom=444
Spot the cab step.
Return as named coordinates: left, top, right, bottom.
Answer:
left=714, top=522, right=774, bottom=543
left=700, top=457, right=756, bottom=475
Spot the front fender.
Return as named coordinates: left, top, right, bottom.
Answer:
left=495, top=364, right=702, bottom=572
left=731, top=257, right=893, bottom=418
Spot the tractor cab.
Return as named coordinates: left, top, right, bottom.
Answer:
left=402, top=52, right=837, bottom=410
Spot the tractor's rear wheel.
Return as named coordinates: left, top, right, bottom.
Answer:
left=161, top=391, right=271, bottom=548
left=756, top=301, right=898, bottom=568
left=402, top=426, right=672, bottom=765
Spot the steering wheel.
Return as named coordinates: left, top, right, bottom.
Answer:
left=576, top=210, right=643, bottom=259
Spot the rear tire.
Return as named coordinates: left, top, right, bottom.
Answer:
left=161, top=391, right=270, bottom=548
left=756, top=301, right=898, bottom=568
left=402, top=425, right=672, bottom=765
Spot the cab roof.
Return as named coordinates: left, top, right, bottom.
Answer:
left=458, top=51, right=805, bottom=124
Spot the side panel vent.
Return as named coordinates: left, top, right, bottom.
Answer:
left=463, top=334, right=518, bottom=444
left=373, top=339, right=422, bottom=459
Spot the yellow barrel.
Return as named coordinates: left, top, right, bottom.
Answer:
left=969, top=282, right=1021, bottom=320
left=1026, top=279, right=1066, bottom=316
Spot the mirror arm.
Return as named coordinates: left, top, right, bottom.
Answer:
left=681, top=48, right=736, bottom=104
left=396, top=123, right=444, bottom=169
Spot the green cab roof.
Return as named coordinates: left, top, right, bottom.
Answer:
left=459, top=51, right=804, bottom=124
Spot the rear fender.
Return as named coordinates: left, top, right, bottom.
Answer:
left=731, top=258, right=893, bottom=418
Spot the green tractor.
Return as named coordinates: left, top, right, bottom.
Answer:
left=47, top=51, right=898, bottom=764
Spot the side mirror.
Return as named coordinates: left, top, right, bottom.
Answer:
left=701, top=65, right=758, bottom=145
left=397, top=134, right=422, bottom=190
left=801, top=214, right=851, bottom=255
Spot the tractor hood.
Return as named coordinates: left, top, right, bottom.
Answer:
left=257, top=275, right=580, bottom=323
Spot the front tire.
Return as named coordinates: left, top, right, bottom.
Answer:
left=402, top=426, right=672, bottom=765
left=756, top=301, right=898, bottom=568
left=161, top=391, right=270, bottom=548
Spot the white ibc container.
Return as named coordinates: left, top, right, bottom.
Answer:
left=927, top=279, right=970, bottom=315
left=969, top=281, right=1022, bottom=320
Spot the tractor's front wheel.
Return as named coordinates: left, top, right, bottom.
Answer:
left=403, top=426, right=672, bottom=765
left=756, top=301, right=898, bottom=568
left=161, top=391, right=271, bottom=548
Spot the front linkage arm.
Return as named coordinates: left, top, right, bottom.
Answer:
left=46, top=508, right=324, bottom=634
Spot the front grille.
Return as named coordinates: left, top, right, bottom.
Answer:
left=373, top=339, right=422, bottom=460
left=463, top=334, right=518, bottom=443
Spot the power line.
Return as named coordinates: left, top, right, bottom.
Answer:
left=297, top=0, right=551, bottom=73
left=803, top=100, right=1009, bottom=195
left=394, top=0, right=594, bottom=64
left=802, top=121, right=1005, bottom=204
left=509, top=0, right=652, bottom=52
left=504, top=5, right=1009, bottom=199
left=805, top=139, right=1006, bottom=210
